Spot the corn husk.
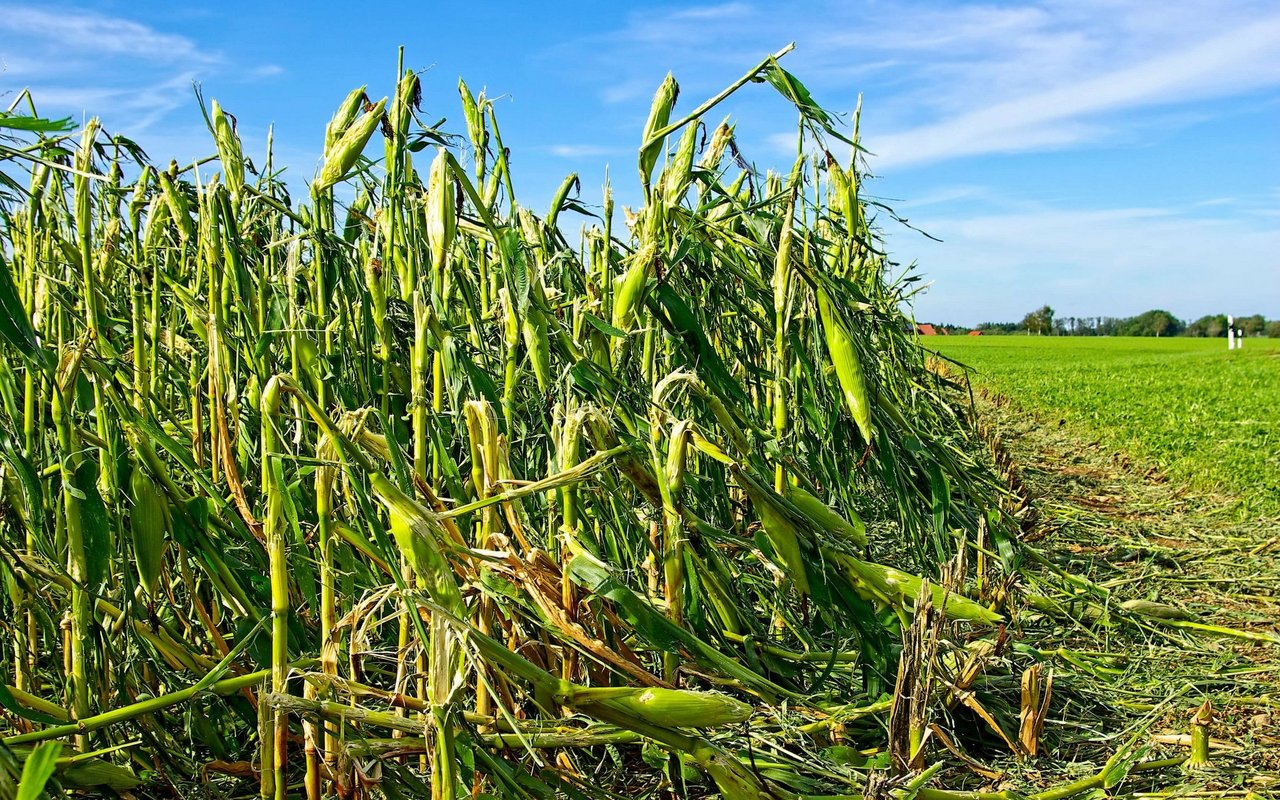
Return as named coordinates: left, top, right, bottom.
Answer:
left=315, top=98, right=387, bottom=191
left=817, top=286, right=873, bottom=444
left=210, top=100, right=244, bottom=196
left=611, top=243, right=654, bottom=332
left=128, top=464, right=170, bottom=596
left=157, top=172, right=194, bottom=244
left=838, top=554, right=1000, bottom=624
left=389, top=69, right=420, bottom=140
left=426, top=148, right=457, bottom=274
left=639, top=73, right=679, bottom=189
left=738, top=474, right=811, bottom=595
left=323, top=86, right=368, bottom=152
left=570, top=686, right=751, bottom=729
left=522, top=304, right=552, bottom=392
left=786, top=485, right=867, bottom=548
left=1120, top=599, right=1196, bottom=621
left=699, top=118, right=734, bottom=171
left=663, top=122, right=699, bottom=207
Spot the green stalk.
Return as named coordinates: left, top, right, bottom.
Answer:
left=50, top=368, right=90, bottom=752
left=260, top=377, right=289, bottom=800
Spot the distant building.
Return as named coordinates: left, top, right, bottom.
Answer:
left=967, top=330, right=983, bottom=336
left=916, top=324, right=939, bottom=336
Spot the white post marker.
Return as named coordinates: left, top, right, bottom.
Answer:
left=1228, top=315, right=1235, bottom=350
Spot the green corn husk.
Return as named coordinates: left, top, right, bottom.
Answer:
left=738, top=475, right=811, bottom=595
left=786, top=485, right=867, bottom=548
left=369, top=474, right=465, bottom=617
left=838, top=554, right=1001, bottom=624
left=826, top=160, right=859, bottom=237
left=323, top=86, right=369, bottom=152
left=663, top=122, right=700, bottom=207
left=426, top=148, right=457, bottom=274
left=522, top=304, right=552, bottom=393
left=1120, top=599, right=1196, bottom=621
left=699, top=118, right=734, bottom=170
left=665, top=420, right=693, bottom=494
left=128, top=165, right=153, bottom=228
left=156, top=172, right=194, bottom=244
left=817, top=286, right=873, bottom=445
left=95, top=217, right=121, bottom=284
left=639, top=73, right=679, bottom=189
left=389, top=69, right=420, bottom=140
left=128, top=463, right=170, bottom=597
left=209, top=100, right=244, bottom=196
left=611, top=244, right=654, bottom=332
left=315, top=98, right=387, bottom=191
left=458, top=79, right=486, bottom=153
left=569, top=686, right=751, bottom=729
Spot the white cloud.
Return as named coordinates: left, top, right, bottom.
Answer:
left=548, top=144, right=622, bottom=158
left=563, top=0, right=1280, bottom=168
left=0, top=4, right=275, bottom=146
left=867, top=11, right=1280, bottom=168
left=0, top=6, right=211, bottom=62
left=903, top=204, right=1280, bottom=324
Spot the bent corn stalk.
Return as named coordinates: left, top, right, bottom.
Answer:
left=0, top=46, right=1038, bottom=799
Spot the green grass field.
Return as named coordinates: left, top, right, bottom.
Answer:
left=929, top=336, right=1280, bottom=516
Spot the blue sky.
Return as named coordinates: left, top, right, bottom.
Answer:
left=1, top=0, right=1277, bottom=325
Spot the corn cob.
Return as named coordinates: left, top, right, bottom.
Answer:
left=426, top=148, right=457, bottom=275
left=786, top=485, right=867, bottom=548
left=639, top=73, right=679, bottom=191
left=128, top=463, right=170, bottom=597
left=522, top=303, right=552, bottom=393
left=323, top=86, right=368, bottom=152
left=662, top=122, right=699, bottom=207
left=737, top=472, right=811, bottom=595
left=817, top=285, right=873, bottom=444
left=611, top=243, right=654, bottom=332
left=569, top=686, right=751, bottom=729
left=210, top=100, right=244, bottom=197
left=315, top=98, right=387, bottom=191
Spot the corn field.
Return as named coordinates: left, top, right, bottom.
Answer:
left=0, top=49, right=1026, bottom=798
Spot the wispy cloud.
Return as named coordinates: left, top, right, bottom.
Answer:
left=0, top=6, right=213, bottom=64
left=903, top=203, right=1280, bottom=324
left=547, top=144, right=622, bottom=158
left=868, top=10, right=1280, bottom=168
left=0, top=4, right=277, bottom=145
left=561, top=0, right=1280, bottom=168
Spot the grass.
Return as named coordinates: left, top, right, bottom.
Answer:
left=967, top=387, right=1280, bottom=795
left=931, top=336, right=1280, bottom=517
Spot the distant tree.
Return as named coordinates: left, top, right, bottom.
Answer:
left=1021, top=305, right=1055, bottom=335
left=1119, top=310, right=1183, bottom=337
left=977, top=321, right=1018, bottom=334
left=1267, top=320, right=1280, bottom=338
left=1095, top=316, right=1123, bottom=336
left=1186, top=314, right=1228, bottom=337
left=1239, top=314, right=1266, bottom=336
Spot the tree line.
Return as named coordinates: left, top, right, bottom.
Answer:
left=927, top=306, right=1280, bottom=337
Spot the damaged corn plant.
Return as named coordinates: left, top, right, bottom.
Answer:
left=1, top=47, right=1034, bottom=798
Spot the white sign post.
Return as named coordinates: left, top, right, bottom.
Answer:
left=1228, top=315, right=1235, bottom=350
